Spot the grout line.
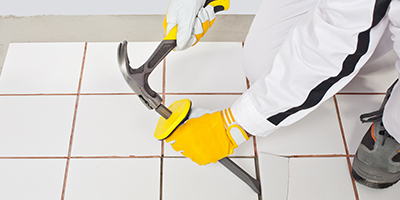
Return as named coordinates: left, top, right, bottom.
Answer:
left=159, top=157, right=164, bottom=200
left=0, top=93, right=78, bottom=96
left=61, top=42, right=87, bottom=200
left=253, top=137, right=259, bottom=158
left=70, top=155, right=161, bottom=159
left=0, top=156, right=68, bottom=159
left=254, top=156, right=262, bottom=200
left=333, top=95, right=360, bottom=200
left=333, top=96, right=350, bottom=155
left=286, top=158, right=290, bottom=200
left=79, top=93, right=136, bottom=95
left=347, top=156, right=360, bottom=200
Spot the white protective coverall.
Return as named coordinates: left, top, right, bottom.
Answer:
left=231, top=0, right=400, bottom=141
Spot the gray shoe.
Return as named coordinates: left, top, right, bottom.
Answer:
left=352, top=79, right=400, bottom=189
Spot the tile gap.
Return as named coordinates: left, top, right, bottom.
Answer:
left=0, top=156, right=68, bottom=159
left=61, top=42, right=88, bottom=200
left=286, top=158, right=290, bottom=200
left=160, top=157, right=164, bottom=200
left=333, top=95, right=359, bottom=200
left=0, top=93, right=78, bottom=96
left=333, top=95, right=350, bottom=155
left=61, top=158, right=71, bottom=200
left=70, top=155, right=161, bottom=159
left=253, top=156, right=262, bottom=200
left=76, top=42, right=88, bottom=95
left=253, top=136, right=258, bottom=157
left=252, top=136, right=262, bottom=199
left=79, top=93, right=136, bottom=96
left=161, top=141, right=165, bottom=157
left=346, top=156, right=360, bottom=200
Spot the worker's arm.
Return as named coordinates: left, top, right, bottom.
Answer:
left=163, top=0, right=230, bottom=51
left=231, top=0, right=397, bottom=137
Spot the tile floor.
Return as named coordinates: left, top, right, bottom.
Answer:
left=0, top=42, right=399, bottom=200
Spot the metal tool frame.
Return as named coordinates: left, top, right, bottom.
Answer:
left=117, top=41, right=261, bottom=195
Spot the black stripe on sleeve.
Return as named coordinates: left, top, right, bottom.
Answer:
left=267, top=0, right=392, bottom=126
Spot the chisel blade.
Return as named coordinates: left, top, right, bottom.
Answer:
left=219, top=157, right=261, bottom=195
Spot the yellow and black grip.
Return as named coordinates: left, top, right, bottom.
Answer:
left=164, top=0, right=230, bottom=41
left=150, top=0, right=229, bottom=84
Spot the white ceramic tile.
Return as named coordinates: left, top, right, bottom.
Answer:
left=340, top=50, right=398, bottom=93
left=65, top=158, right=160, bottom=200
left=258, top=153, right=289, bottom=200
left=0, top=96, right=76, bottom=156
left=165, top=42, right=247, bottom=93
left=72, top=95, right=161, bottom=156
left=163, top=95, right=254, bottom=157
left=80, top=42, right=163, bottom=93
left=287, top=157, right=356, bottom=200
left=163, top=158, right=258, bottom=200
left=0, top=159, right=66, bottom=200
left=335, top=95, right=384, bottom=154
left=256, top=98, right=346, bottom=156
left=0, top=43, right=85, bottom=94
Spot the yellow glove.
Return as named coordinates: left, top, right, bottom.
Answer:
left=163, top=0, right=230, bottom=50
left=165, top=107, right=249, bottom=165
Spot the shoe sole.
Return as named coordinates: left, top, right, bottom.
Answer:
left=352, top=169, right=399, bottom=189
left=352, top=157, right=400, bottom=189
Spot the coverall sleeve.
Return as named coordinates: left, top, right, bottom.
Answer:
left=231, top=0, right=399, bottom=137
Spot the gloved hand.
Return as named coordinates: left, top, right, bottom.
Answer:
left=165, top=107, right=250, bottom=165
left=163, top=0, right=229, bottom=50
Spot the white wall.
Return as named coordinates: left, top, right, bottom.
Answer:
left=0, top=0, right=263, bottom=16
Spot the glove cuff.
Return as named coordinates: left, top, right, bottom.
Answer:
left=220, top=108, right=250, bottom=148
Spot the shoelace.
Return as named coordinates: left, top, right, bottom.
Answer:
left=360, top=79, right=398, bottom=146
left=360, top=79, right=398, bottom=123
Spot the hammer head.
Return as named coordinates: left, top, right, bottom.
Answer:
left=117, top=41, right=163, bottom=110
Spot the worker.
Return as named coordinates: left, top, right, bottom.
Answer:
left=161, top=0, right=400, bottom=189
